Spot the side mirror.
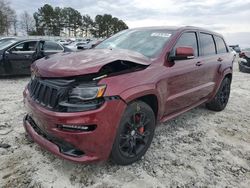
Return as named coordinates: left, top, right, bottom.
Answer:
left=169, top=47, right=195, bottom=61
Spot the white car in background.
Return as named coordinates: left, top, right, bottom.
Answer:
left=66, top=41, right=89, bottom=51
left=77, top=39, right=103, bottom=50
left=58, top=40, right=72, bottom=46
left=229, top=47, right=238, bottom=62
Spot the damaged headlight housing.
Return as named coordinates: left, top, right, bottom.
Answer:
left=59, top=84, right=106, bottom=112
left=69, top=84, right=106, bottom=101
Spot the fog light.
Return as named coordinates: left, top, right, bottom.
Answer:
left=57, top=124, right=96, bottom=132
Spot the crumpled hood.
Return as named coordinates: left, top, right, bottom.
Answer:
left=32, top=49, right=151, bottom=77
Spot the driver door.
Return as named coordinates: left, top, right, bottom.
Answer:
left=164, top=32, right=204, bottom=115
left=5, top=41, right=38, bottom=75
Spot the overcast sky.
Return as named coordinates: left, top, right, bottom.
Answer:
left=10, top=0, right=250, bottom=48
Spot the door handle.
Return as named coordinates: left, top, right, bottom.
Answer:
left=196, top=62, right=203, bottom=66
left=24, top=55, right=31, bottom=58
left=217, top=57, right=223, bottom=62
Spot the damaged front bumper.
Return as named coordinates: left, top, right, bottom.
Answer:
left=23, top=88, right=127, bottom=163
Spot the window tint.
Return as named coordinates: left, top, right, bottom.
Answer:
left=174, top=32, right=198, bottom=57
left=12, top=41, right=37, bottom=52
left=200, top=33, right=216, bottom=56
left=214, top=36, right=227, bottom=54
left=44, top=41, right=63, bottom=51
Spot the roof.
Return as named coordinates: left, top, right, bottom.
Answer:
left=129, top=25, right=223, bottom=36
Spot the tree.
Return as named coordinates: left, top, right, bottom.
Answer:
left=20, top=11, right=35, bottom=35
left=91, top=14, right=128, bottom=38
left=12, top=14, right=18, bottom=36
left=61, top=7, right=82, bottom=37
left=53, top=7, right=63, bottom=36
left=33, top=12, right=45, bottom=35
left=82, top=14, right=93, bottom=37
left=32, top=4, right=128, bottom=37
left=0, top=0, right=16, bottom=35
left=33, top=4, right=55, bottom=35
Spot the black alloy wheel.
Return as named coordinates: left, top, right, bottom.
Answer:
left=219, top=80, right=230, bottom=107
left=111, top=101, right=155, bottom=165
left=206, top=77, right=231, bottom=111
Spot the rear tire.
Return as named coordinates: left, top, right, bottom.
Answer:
left=111, top=101, right=155, bottom=165
left=206, top=77, right=231, bottom=111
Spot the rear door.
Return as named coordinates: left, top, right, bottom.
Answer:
left=5, top=41, right=38, bottom=75
left=198, top=32, right=222, bottom=96
left=42, top=41, right=64, bottom=56
left=213, top=35, right=231, bottom=67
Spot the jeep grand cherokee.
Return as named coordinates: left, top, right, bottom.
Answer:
left=23, top=26, right=233, bottom=165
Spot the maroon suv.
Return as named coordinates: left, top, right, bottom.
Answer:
left=23, top=26, right=233, bottom=165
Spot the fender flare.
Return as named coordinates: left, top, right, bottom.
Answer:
left=119, top=84, right=164, bottom=120
left=208, top=66, right=232, bottom=101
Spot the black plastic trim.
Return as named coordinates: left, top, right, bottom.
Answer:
left=24, top=115, right=85, bottom=157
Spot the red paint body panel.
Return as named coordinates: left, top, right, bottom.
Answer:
left=23, top=26, right=233, bottom=163
left=32, top=49, right=151, bottom=77
left=23, top=87, right=127, bottom=162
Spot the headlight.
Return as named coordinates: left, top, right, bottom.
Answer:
left=69, top=84, right=106, bottom=101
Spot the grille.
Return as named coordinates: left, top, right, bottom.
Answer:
left=28, top=77, right=75, bottom=111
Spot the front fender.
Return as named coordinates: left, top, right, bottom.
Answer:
left=119, top=84, right=164, bottom=120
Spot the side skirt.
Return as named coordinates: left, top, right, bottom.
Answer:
left=159, top=98, right=208, bottom=123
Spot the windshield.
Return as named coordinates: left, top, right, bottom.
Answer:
left=95, top=29, right=174, bottom=58
left=0, top=39, right=18, bottom=50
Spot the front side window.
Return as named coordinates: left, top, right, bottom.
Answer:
left=96, top=29, right=174, bottom=58
left=214, top=36, right=228, bottom=54
left=43, top=41, right=63, bottom=51
left=11, top=41, right=37, bottom=52
left=200, top=33, right=216, bottom=56
left=174, top=32, right=198, bottom=57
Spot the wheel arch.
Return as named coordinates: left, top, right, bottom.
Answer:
left=208, top=68, right=232, bottom=101
left=119, top=85, right=162, bottom=121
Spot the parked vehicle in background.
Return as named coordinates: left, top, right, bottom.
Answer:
left=23, top=26, right=233, bottom=165
left=0, top=37, right=17, bottom=45
left=229, top=47, right=237, bottom=62
left=239, top=51, right=250, bottom=73
left=58, top=39, right=72, bottom=46
left=67, top=41, right=88, bottom=51
left=77, top=39, right=103, bottom=50
left=229, top=45, right=241, bottom=53
left=0, top=39, right=72, bottom=76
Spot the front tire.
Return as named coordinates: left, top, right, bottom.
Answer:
left=111, top=101, right=156, bottom=165
left=206, top=77, right=231, bottom=111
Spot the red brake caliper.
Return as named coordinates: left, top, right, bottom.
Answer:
left=136, top=114, right=144, bottom=134
left=138, top=126, right=144, bottom=134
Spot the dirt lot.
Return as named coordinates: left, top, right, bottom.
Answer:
left=0, top=65, right=250, bottom=188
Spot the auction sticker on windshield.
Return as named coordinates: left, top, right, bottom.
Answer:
left=151, top=33, right=172, bottom=38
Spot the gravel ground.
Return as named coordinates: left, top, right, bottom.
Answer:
left=0, top=65, right=250, bottom=188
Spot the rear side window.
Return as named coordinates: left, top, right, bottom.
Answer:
left=43, top=41, right=63, bottom=51
left=174, top=32, right=198, bottom=57
left=214, top=36, right=227, bottom=54
left=200, top=33, right=216, bottom=56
